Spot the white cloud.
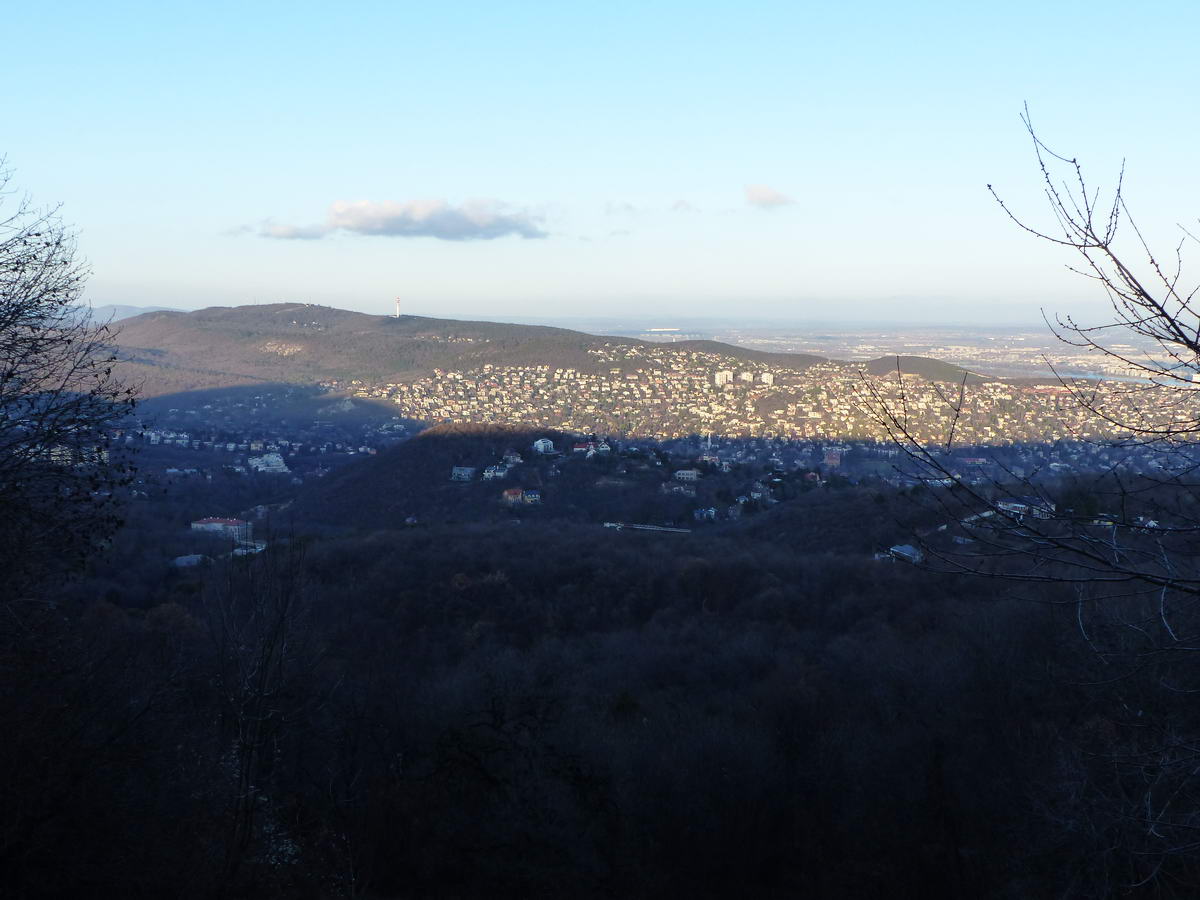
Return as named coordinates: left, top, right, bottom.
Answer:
left=744, top=184, right=794, bottom=209
left=258, top=198, right=547, bottom=241
left=260, top=222, right=329, bottom=240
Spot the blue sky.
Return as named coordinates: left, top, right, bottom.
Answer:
left=6, top=1, right=1198, bottom=324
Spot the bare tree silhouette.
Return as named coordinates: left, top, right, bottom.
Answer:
left=855, top=109, right=1200, bottom=888
left=0, top=160, right=137, bottom=595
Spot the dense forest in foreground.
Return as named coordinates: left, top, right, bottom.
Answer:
left=6, top=510, right=1191, bottom=898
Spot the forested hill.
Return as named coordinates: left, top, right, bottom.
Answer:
left=113, top=302, right=979, bottom=396
left=863, top=354, right=990, bottom=385
left=114, top=304, right=632, bottom=395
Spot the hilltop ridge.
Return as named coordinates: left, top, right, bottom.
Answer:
left=113, top=302, right=978, bottom=396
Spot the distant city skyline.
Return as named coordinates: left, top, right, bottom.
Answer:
left=11, top=1, right=1199, bottom=326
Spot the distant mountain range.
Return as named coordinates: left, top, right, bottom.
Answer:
left=91, top=304, right=182, bottom=321
left=111, top=302, right=982, bottom=397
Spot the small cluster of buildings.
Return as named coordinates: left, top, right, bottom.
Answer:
left=501, top=487, right=541, bottom=506
left=448, top=443, right=547, bottom=507
left=450, top=447, right=527, bottom=484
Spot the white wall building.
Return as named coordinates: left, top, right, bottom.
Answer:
left=191, top=518, right=252, bottom=542
left=248, top=452, right=290, bottom=474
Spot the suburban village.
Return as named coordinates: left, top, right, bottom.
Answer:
left=110, top=345, right=1194, bottom=572
left=343, top=341, right=1176, bottom=446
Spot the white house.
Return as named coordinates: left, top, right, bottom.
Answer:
left=532, top=438, right=555, bottom=454
left=248, top=452, right=290, bottom=474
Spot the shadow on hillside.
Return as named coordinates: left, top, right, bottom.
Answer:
left=135, top=382, right=417, bottom=428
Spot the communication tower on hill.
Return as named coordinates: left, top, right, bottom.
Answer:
left=394, top=297, right=402, bottom=318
